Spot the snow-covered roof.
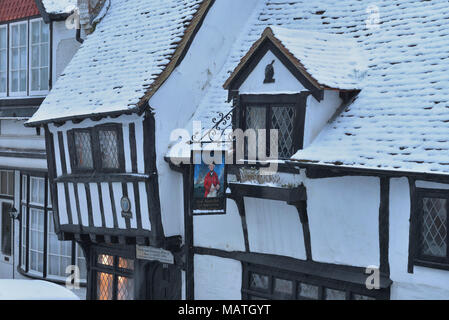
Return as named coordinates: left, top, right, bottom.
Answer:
left=0, top=280, right=79, bottom=300
left=40, top=0, right=76, bottom=14
left=27, top=0, right=209, bottom=125
left=224, top=26, right=367, bottom=91
left=186, top=0, right=449, bottom=175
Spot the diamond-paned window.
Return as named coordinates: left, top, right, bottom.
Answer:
left=94, top=251, right=135, bottom=300
left=243, top=102, right=298, bottom=161
left=117, top=276, right=134, bottom=300
left=97, top=272, right=113, bottom=300
left=69, top=125, right=124, bottom=173
left=421, top=197, right=448, bottom=258
left=73, top=131, right=93, bottom=169
left=99, top=129, right=119, bottom=169
left=271, top=105, right=295, bottom=159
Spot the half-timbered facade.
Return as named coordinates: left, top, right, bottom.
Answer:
left=26, top=0, right=449, bottom=301
left=165, top=0, right=449, bottom=300
left=0, top=0, right=87, bottom=297
left=26, top=0, right=259, bottom=300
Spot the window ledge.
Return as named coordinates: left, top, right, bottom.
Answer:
left=414, top=259, right=449, bottom=272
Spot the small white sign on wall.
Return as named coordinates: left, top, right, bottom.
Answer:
left=136, top=245, right=175, bottom=264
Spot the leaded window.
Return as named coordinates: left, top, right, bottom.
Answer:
left=69, top=125, right=124, bottom=173
left=99, top=129, right=119, bottom=169
left=242, top=263, right=386, bottom=300
left=413, top=189, right=449, bottom=269
left=239, top=94, right=305, bottom=162
left=73, top=130, right=94, bottom=170
left=91, top=248, right=135, bottom=300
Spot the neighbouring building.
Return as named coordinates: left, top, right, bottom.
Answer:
left=0, top=0, right=86, bottom=297
left=27, top=0, right=449, bottom=301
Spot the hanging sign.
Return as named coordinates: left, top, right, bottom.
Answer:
left=136, top=245, right=175, bottom=264
left=191, top=150, right=227, bottom=216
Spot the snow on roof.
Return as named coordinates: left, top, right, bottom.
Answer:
left=27, top=0, right=207, bottom=125
left=41, top=0, right=76, bottom=14
left=0, top=280, right=80, bottom=300
left=224, top=26, right=367, bottom=91
left=186, top=0, right=449, bottom=175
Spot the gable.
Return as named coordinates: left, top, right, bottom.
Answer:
left=239, top=49, right=307, bottom=95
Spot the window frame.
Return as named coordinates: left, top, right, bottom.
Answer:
left=28, top=17, right=50, bottom=96
left=89, top=245, right=135, bottom=300
left=237, top=94, right=307, bottom=162
left=412, top=188, right=449, bottom=270
left=0, top=24, right=7, bottom=97
left=18, top=173, right=86, bottom=284
left=8, top=20, right=28, bottom=97
left=242, top=263, right=389, bottom=300
left=68, top=124, right=126, bottom=174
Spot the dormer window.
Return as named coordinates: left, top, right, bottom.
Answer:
left=224, top=26, right=364, bottom=160
left=68, top=124, right=125, bottom=174
left=239, top=94, right=306, bottom=160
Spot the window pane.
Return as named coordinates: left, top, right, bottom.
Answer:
left=74, top=131, right=94, bottom=169
left=118, top=257, right=134, bottom=271
left=40, top=67, right=49, bottom=90
left=98, top=254, right=114, bottom=267
left=11, top=25, right=18, bottom=46
left=99, top=129, right=119, bottom=169
left=0, top=71, right=6, bottom=93
left=1, top=203, right=12, bottom=256
left=325, top=288, right=346, bottom=300
left=41, top=22, right=49, bottom=43
left=19, top=24, right=26, bottom=45
left=273, top=278, right=293, bottom=299
left=97, top=272, right=113, bottom=300
left=421, top=197, right=448, bottom=258
left=0, top=28, right=6, bottom=49
left=271, top=105, right=296, bottom=158
left=246, top=106, right=266, bottom=160
left=117, top=276, right=134, bottom=300
left=31, top=45, right=39, bottom=67
left=298, top=283, right=319, bottom=299
left=31, top=21, right=40, bottom=44
left=249, top=273, right=269, bottom=291
left=40, top=44, right=49, bottom=66
left=31, top=69, right=39, bottom=91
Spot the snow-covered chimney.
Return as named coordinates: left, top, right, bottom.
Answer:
left=77, top=0, right=108, bottom=34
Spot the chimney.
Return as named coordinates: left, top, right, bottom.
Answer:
left=77, top=0, right=107, bottom=34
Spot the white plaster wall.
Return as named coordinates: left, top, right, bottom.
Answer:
left=194, top=198, right=245, bottom=251
left=303, top=90, right=342, bottom=148
left=245, top=197, right=307, bottom=260
left=305, top=176, right=380, bottom=267
left=52, top=21, right=81, bottom=83
left=194, top=254, right=242, bottom=300
left=239, top=50, right=306, bottom=94
left=389, top=178, right=449, bottom=300
left=150, top=0, right=259, bottom=238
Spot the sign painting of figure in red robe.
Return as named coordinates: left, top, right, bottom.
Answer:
left=192, top=154, right=226, bottom=215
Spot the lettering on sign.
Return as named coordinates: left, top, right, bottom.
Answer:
left=136, top=245, right=174, bottom=264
